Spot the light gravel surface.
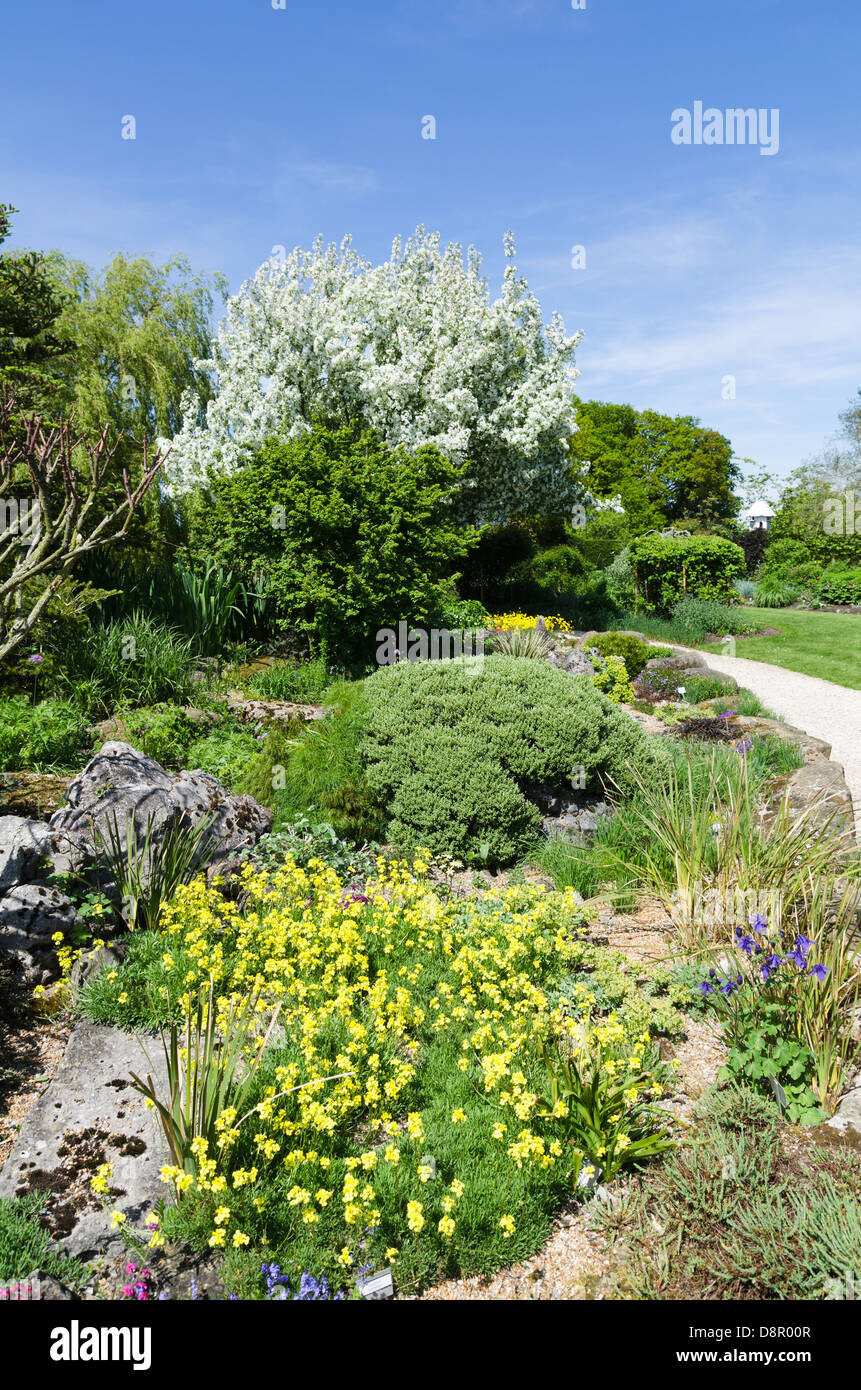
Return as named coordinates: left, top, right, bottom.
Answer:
left=675, top=647, right=861, bottom=834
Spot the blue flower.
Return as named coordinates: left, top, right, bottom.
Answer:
left=809, top=963, right=829, bottom=983
left=749, top=913, right=768, bottom=933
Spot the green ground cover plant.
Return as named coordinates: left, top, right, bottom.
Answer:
left=0, top=1194, right=92, bottom=1292
left=602, top=1087, right=861, bottom=1301
left=0, top=697, right=89, bottom=771
left=247, top=817, right=380, bottom=884
left=119, top=704, right=200, bottom=768
left=186, top=723, right=263, bottom=790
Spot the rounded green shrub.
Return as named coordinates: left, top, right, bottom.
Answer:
left=588, top=631, right=663, bottom=679
left=590, top=652, right=635, bottom=704
left=360, top=656, right=669, bottom=864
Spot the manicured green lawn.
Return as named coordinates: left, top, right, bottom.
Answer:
left=702, top=608, right=861, bottom=690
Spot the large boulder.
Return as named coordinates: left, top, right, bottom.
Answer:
left=50, top=742, right=272, bottom=884
left=0, top=884, right=79, bottom=985
left=0, top=815, right=54, bottom=894
left=0, top=745, right=273, bottom=981
left=0, top=1020, right=170, bottom=1262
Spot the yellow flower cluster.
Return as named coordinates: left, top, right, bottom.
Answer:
left=145, top=853, right=658, bottom=1257
left=489, top=612, right=571, bottom=633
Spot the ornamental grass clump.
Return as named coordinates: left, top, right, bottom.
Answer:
left=609, top=753, right=856, bottom=948
left=93, top=810, right=217, bottom=932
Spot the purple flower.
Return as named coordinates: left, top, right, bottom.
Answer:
left=809, top=963, right=829, bottom=983
left=786, top=936, right=813, bottom=969
left=749, top=913, right=768, bottom=933
left=28, top=653, right=45, bottom=665
left=760, top=953, right=782, bottom=982
left=700, top=981, right=713, bottom=996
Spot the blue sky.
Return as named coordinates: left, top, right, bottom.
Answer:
left=3, top=0, right=860, bottom=483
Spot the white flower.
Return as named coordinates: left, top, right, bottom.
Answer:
left=163, top=228, right=591, bottom=526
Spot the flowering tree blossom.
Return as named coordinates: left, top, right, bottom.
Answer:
left=165, top=228, right=586, bottom=525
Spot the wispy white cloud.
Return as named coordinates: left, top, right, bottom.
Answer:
left=282, top=161, right=378, bottom=194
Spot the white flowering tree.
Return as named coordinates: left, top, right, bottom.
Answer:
left=165, top=228, right=586, bottom=526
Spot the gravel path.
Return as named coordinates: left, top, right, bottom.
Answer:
left=676, top=647, right=861, bottom=832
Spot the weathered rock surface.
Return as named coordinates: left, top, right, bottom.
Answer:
left=226, top=694, right=324, bottom=725
left=0, top=815, right=56, bottom=894
left=645, top=652, right=707, bottom=672
left=0, top=1020, right=170, bottom=1262
left=826, top=1086, right=861, bottom=1133
left=525, top=785, right=613, bottom=843
left=1, top=744, right=272, bottom=982
left=0, top=884, right=78, bottom=974
left=545, top=647, right=594, bottom=677
left=50, top=741, right=272, bottom=884
left=767, top=761, right=855, bottom=838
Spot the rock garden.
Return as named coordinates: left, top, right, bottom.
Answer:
left=2, top=210, right=861, bottom=1304
left=2, top=617, right=860, bottom=1303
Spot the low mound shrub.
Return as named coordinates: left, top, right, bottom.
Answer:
left=588, top=632, right=670, bottom=679
left=590, top=653, right=635, bottom=704
left=359, top=656, right=669, bottom=864
left=808, top=567, right=861, bottom=607
left=669, top=598, right=756, bottom=644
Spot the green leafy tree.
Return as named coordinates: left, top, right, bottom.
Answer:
left=45, top=251, right=226, bottom=442
left=569, top=399, right=741, bottom=532
left=41, top=250, right=227, bottom=560
left=188, top=420, right=474, bottom=664
left=0, top=205, right=70, bottom=409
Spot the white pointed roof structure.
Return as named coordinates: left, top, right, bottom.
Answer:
left=743, top=499, right=776, bottom=518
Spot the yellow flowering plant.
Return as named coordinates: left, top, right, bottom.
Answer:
left=129, top=974, right=350, bottom=1182
left=86, top=852, right=677, bottom=1291
left=489, top=613, right=571, bottom=633
left=534, top=1022, right=674, bottom=1182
